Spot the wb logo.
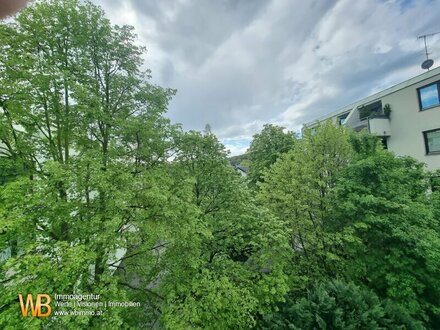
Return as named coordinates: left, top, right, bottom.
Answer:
left=18, top=294, right=52, bottom=317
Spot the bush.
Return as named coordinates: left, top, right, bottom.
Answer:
left=258, top=280, right=423, bottom=329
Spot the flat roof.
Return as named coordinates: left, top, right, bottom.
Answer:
left=304, top=65, right=440, bottom=127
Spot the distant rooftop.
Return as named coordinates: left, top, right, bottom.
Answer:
left=235, top=165, right=249, bottom=173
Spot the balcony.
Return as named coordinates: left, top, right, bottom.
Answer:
left=368, top=117, right=391, bottom=137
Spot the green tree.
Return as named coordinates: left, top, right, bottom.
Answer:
left=258, top=122, right=353, bottom=283
left=159, top=131, right=291, bottom=329
left=229, top=153, right=249, bottom=167
left=259, top=280, right=423, bottom=330
left=333, top=134, right=440, bottom=327
left=247, top=124, right=296, bottom=187
left=259, top=124, right=440, bottom=326
left=0, top=1, right=187, bottom=328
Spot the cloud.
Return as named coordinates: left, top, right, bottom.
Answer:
left=221, top=137, right=252, bottom=157
left=96, top=0, right=440, bottom=153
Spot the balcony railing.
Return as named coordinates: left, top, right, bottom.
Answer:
left=368, top=117, right=391, bottom=137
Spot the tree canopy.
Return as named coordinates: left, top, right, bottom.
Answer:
left=247, top=124, right=296, bottom=187
left=258, top=124, right=440, bottom=328
left=1, top=1, right=439, bottom=329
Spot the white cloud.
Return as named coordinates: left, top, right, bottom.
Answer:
left=223, top=142, right=250, bottom=157
left=95, top=0, right=440, bottom=155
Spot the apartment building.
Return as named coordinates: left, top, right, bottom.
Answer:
left=303, top=66, right=440, bottom=170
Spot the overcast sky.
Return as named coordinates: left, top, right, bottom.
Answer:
left=95, top=0, right=440, bottom=155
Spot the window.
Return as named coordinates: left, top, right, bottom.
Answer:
left=358, top=101, right=383, bottom=120
left=338, top=113, right=348, bottom=126
left=423, top=129, right=440, bottom=154
left=418, top=81, right=440, bottom=110
left=380, top=137, right=388, bottom=150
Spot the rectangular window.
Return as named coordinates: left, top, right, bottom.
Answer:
left=359, top=101, right=382, bottom=120
left=338, top=113, right=348, bottom=126
left=418, top=81, right=440, bottom=110
left=423, top=129, right=440, bottom=154
left=380, top=137, right=388, bottom=150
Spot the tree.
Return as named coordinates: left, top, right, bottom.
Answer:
left=259, top=280, right=423, bottom=330
left=159, top=131, right=291, bottom=329
left=258, top=122, right=353, bottom=283
left=247, top=124, right=296, bottom=187
left=0, top=2, right=291, bottom=328
left=229, top=153, right=249, bottom=167
left=333, top=133, right=440, bottom=327
left=259, top=124, right=440, bottom=327
left=0, top=1, right=187, bottom=328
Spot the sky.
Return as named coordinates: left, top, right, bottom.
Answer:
left=94, top=0, right=440, bottom=156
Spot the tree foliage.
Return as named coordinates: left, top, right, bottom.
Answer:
left=1, top=1, right=439, bottom=329
left=258, top=122, right=353, bottom=282
left=258, top=125, right=440, bottom=328
left=0, top=1, right=186, bottom=328
left=334, top=135, right=440, bottom=326
left=160, top=131, right=291, bottom=329
left=259, top=280, right=423, bottom=330
left=247, top=124, right=296, bottom=187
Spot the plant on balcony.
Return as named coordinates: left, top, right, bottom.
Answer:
left=359, top=103, right=390, bottom=120
left=358, top=106, right=370, bottom=120
left=383, top=103, right=392, bottom=118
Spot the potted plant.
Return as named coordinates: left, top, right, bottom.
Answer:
left=359, top=106, right=370, bottom=120
left=383, top=103, right=392, bottom=118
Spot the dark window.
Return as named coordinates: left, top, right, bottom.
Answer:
left=423, top=129, right=440, bottom=154
left=338, top=113, right=348, bottom=125
left=380, top=137, right=388, bottom=150
left=359, top=101, right=383, bottom=120
left=417, top=81, right=440, bottom=110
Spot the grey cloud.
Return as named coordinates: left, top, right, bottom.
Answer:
left=152, top=0, right=337, bottom=135
left=293, top=50, right=420, bottom=127
left=130, top=0, right=269, bottom=67
left=95, top=0, right=440, bottom=154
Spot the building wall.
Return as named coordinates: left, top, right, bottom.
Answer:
left=381, top=74, right=440, bottom=170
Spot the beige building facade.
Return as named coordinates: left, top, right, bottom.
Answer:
left=303, top=67, right=440, bottom=170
